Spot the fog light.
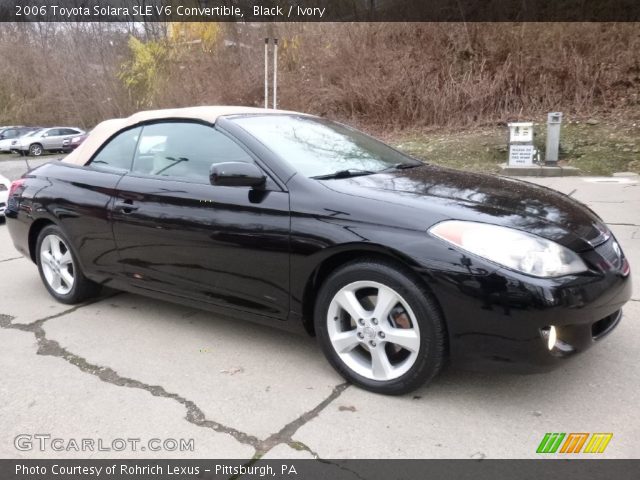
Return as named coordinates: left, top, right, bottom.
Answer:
left=541, top=326, right=557, bottom=350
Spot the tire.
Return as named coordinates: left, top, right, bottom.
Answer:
left=29, top=143, right=43, bottom=156
left=314, top=259, right=446, bottom=395
left=36, top=224, right=101, bottom=304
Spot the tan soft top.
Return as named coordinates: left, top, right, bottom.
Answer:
left=63, top=105, right=298, bottom=166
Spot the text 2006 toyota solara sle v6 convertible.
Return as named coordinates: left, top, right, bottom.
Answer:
left=5, top=107, right=632, bottom=394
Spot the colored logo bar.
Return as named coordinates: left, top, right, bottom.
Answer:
left=537, top=433, right=612, bottom=454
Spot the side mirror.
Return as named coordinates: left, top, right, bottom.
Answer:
left=42, top=133, right=48, bottom=137
left=210, top=162, right=266, bottom=188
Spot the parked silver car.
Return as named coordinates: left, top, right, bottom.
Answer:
left=14, top=127, right=85, bottom=156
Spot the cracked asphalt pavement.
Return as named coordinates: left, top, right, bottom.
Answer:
left=0, top=164, right=638, bottom=459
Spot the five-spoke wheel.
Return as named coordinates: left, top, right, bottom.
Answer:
left=29, top=143, right=43, bottom=156
left=36, top=224, right=101, bottom=303
left=327, top=281, right=421, bottom=381
left=39, top=233, right=75, bottom=295
left=315, top=259, right=446, bottom=395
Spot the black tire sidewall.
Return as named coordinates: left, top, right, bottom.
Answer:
left=314, top=260, right=445, bottom=395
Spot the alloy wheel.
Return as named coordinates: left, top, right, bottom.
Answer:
left=30, top=144, right=42, bottom=156
left=40, top=234, right=75, bottom=295
left=326, top=281, right=421, bottom=381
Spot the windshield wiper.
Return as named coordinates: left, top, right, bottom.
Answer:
left=311, top=169, right=377, bottom=180
left=312, top=163, right=423, bottom=180
left=380, top=162, right=423, bottom=172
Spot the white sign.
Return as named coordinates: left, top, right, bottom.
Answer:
left=508, top=122, right=534, bottom=143
left=509, top=144, right=535, bottom=166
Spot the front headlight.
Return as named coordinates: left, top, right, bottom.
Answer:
left=429, top=220, right=588, bottom=278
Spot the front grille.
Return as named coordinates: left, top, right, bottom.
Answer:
left=592, top=310, right=621, bottom=340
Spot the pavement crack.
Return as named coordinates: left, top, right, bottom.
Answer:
left=1, top=295, right=353, bottom=458
left=283, top=439, right=368, bottom=480
left=0, top=302, right=262, bottom=452
left=257, top=383, right=349, bottom=456
left=287, top=440, right=321, bottom=458
left=0, top=256, right=22, bottom=263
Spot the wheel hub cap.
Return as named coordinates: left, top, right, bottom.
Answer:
left=362, top=325, right=376, bottom=340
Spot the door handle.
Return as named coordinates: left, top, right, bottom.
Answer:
left=114, top=199, right=139, bottom=214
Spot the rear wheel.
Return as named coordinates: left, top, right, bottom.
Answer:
left=36, top=225, right=101, bottom=304
left=29, top=143, right=43, bottom=156
left=314, top=259, right=446, bottom=395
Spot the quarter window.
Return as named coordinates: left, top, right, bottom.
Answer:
left=88, top=127, right=141, bottom=171
left=131, top=122, right=254, bottom=182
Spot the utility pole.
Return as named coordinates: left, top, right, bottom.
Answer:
left=264, top=38, right=269, bottom=109
left=263, top=37, right=279, bottom=109
left=273, top=39, right=278, bottom=109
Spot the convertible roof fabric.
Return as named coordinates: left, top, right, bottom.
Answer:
left=62, top=105, right=296, bottom=166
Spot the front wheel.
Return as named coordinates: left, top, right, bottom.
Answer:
left=36, top=225, right=101, bottom=304
left=29, top=143, right=43, bottom=156
left=314, top=260, right=446, bottom=395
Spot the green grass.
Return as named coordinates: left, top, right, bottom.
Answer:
left=390, top=120, right=640, bottom=176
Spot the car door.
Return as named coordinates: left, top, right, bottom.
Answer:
left=51, top=128, right=72, bottom=149
left=48, top=126, right=142, bottom=283
left=41, top=129, right=61, bottom=149
left=111, top=121, right=291, bottom=319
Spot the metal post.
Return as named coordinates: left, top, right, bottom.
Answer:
left=545, top=112, right=563, bottom=164
left=273, top=39, right=278, bottom=109
left=264, top=38, right=269, bottom=109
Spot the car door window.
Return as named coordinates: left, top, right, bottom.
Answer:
left=87, top=127, right=141, bottom=172
left=131, top=122, right=254, bottom=183
left=62, top=129, right=81, bottom=136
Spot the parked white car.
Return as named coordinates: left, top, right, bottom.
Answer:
left=14, top=127, right=85, bottom=156
left=0, top=174, right=10, bottom=219
left=0, top=127, right=41, bottom=152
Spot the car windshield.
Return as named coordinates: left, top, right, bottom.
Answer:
left=230, top=115, right=420, bottom=178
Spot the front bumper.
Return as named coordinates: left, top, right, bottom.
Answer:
left=424, top=236, right=632, bottom=373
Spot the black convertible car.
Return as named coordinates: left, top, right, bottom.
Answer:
left=5, top=106, right=631, bottom=394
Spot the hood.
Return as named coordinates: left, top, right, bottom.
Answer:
left=320, top=164, right=608, bottom=252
